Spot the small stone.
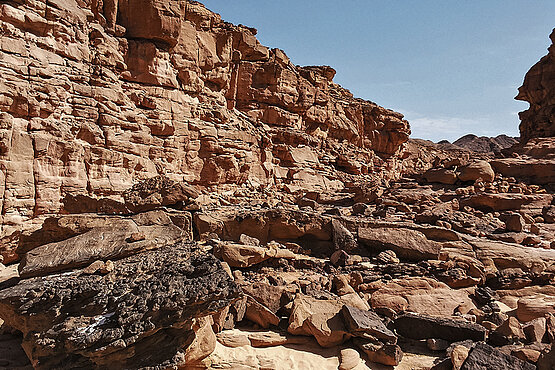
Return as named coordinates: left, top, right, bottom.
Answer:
left=339, top=348, right=361, bottom=370
left=100, top=260, right=114, bottom=274
left=82, top=260, right=105, bottom=275
left=450, top=344, right=470, bottom=370
left=505, top=213, right=525, bottom=232
left=239, top=234, right=260, bottom=246
left=352, top=203, right=368, bottom=215
left=126, top=232, right=146, bottom=243
left=376, top=250, right=400, bottom=264
left=355, top=340, right=403, bottom=367
left=427, top=338, right=450, bottom=351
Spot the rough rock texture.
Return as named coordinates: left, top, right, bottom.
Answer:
left=0, top=3, right=554, bottom=370
left=517, top=28, right=555, bottom=142
left=394, top=313, right=487, bottom=342
left=0, top=243, right=240, bottom=369
left=462, top=342, right=536, bottom=370
left=0, top=0, right=410, bottom=238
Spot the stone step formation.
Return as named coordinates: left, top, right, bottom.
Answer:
left=0, top=1, right=554, bottom=369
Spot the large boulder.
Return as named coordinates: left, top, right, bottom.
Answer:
left=17, top=211, right=190, bottom=278
left=369, top=277, right=476, bottom=317
left=458, top=161, right=495, bottom=182
left=287, top=295, right=350, bottom=348
left=394, top=313, right=486, bottom=342
left=0, top=243, right=240, bottom=369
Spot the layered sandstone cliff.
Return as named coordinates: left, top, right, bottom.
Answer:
left=517, top=28, right=555, bottom=141
left=0, top=0, right=410, bottom=235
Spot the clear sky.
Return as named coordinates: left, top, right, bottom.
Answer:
left=200, top=1, right=555, bottom=142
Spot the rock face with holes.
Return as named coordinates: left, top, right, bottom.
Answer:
left=0, top=0, right=410, bottom=240
left=0, top=242, right=240, bottom=369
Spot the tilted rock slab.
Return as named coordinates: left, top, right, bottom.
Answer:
left=0, top=243, right=240, bottom=369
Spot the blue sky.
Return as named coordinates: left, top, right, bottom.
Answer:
left=201, top=1, right=555, bottom=142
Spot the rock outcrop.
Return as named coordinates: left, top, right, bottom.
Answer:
left=0, top=0, right=410, bottom=238
left=517, top=28, right=555, bottom=142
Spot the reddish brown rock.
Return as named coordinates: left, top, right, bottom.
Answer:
left=0, top=0, right=410, bottom=234
left=516, top=28, right=555, bottom=142
left=458, top=161, right=495, bottom=183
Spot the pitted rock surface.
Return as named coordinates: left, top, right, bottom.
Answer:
left=0, top=243, right=240, bottom=369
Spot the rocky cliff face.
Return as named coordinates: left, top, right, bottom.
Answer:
left=517, top=28, right=555, bottom=141
left=0, top=0, right=410, bottom=235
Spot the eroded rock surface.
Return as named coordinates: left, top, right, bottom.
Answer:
left=0, top=243, right=239, bottom=369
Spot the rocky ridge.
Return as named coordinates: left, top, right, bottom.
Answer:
left=0, top=1, right=553, bottom=370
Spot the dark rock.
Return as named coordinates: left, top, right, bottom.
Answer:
left=543, top=206, right=555, bottom=224
left=394, top=313, right=487, bottom=342
left=537, top=344, right=555, bottom=370
left=340, top=305, right=397, bottom=343
left=472, top=286, right=498, bottom=306
left=332, top=219, right=357, bottom=251
left=123, top=175, right=200, bottom=213
left=462, top=342, right=536, bottom=370
left=0, top=243, right=240, bottom=369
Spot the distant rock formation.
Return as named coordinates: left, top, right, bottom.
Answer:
left=517, top=28, right=555, bottom=141
left=452, top=134, right=519, bottom=153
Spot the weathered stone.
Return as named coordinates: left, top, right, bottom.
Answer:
left=505, top=213, right=526, bottom=233
left=18, top=211, right=186, bottom=278
left=358, top=227, right=441, bottom=260
left=394, top=313, right=487, bottom=342
left=287, top=295, right=350, bottom=348
left=451, top=344, right=471, bottom=370
left=339, top=348, right=362, bottom=370
left=216, top=331, right=251, bottom=348
left=424, top=168, right=458, bottom=184
left=0, top=243, right=240, bottom=369
left=123, top=176, right=199, bottom=213
left=517, top=295, right=555, bottom=322
left=340, top=305, right=396, bottom=343
left=461, top=342, right=536, bottom=370
left=492, top=317, right=526, bottom=345
left=370, top=277, right=476, bottom=317
left=523, top=317, right=547, bottom=343
left=458, top=161, right=495, bottom=183
left=244, top=295, right=280, bottom=329
left=354, top=339, right=403, bottom=366
left=332, top=219, right=357, bottom=252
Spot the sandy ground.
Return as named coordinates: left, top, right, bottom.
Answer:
left=202, top=329, right=440, bottom=370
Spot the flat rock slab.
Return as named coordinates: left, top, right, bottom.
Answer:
left=462, top=342, right=536, bottom=370
left=394, top=313, right=486, bottom=342
left=358, top=227, right=441, bottom=261
left=0, top=243, right=240, bottom=369
left=340, top=305, right=396, bottom=343
left=17, top=211, right=190, bottom=278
